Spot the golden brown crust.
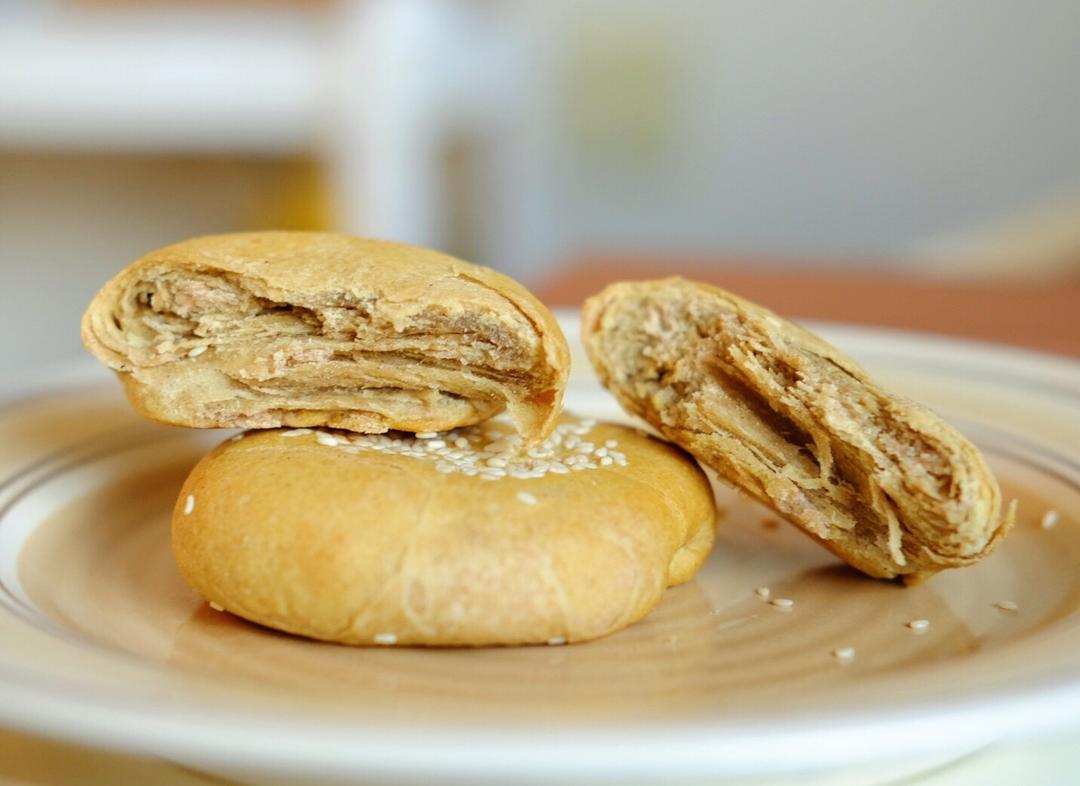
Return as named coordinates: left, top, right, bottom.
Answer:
left=582, top=277, right=1012, bottom=582
left=171, top=416, right=717, bottom=646
left=82, top=232, right=569, bottom=441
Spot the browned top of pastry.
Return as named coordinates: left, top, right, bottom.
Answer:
left=82, top=232, right=569, bottom=441
left=583, top=277, right=1012, bottom=582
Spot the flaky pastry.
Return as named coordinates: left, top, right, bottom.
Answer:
left=82, top=232, right=569, bottom=441
left=583, top=278, right=1013, bottom=582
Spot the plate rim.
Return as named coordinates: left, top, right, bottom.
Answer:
left=1, top=320, right=1079, bottom=782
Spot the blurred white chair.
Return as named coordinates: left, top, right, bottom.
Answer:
left=0, top=0, right=520, bottom=256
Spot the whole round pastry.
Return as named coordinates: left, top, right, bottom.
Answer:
left=171, top=416, right=717, bottom=646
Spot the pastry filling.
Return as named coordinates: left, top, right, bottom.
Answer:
left=590, top=284, right=999, bottom=572
left=97, top=269, right=556, bottom=431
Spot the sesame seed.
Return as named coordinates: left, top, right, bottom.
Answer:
left=1041, top=509, right=1060, bottom=529
left=373, top=633, right=398, bottom=645
left=209, top=601, right=224, bottom=612
left=285, top=418, right=626, bottom=481
left=517, top=492, right=538, bottom=505
left=605, top=440, right=618, bottom=448
left=547, top=637, right=566, bottom=646
left=906, top=619, right=930, bottom=632
left=831, top=647, right=856, bottom=663
left=187, top=345, right=208, bottom=358
left=769, top=598, right=794, bottom=610
left=183, top=495, right=195, bottom=515
left=754, top=586, right=771, bottom=600
left=994, top=600, right=1019, bottom=612
left=228, top=433, right=244, bottom=442
left=282, top=428, right=312, bottom=437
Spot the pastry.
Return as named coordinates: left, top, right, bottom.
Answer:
left=172, top=416, right=717, bottom=646
left=582, top=278, right=1012, bottom=582
left=82, top=232, right=569, bottom=441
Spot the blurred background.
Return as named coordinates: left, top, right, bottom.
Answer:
left=2, top=0, right=1079, bottom=374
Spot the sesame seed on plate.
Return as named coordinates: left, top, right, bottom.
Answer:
left=183, top=494, right=195, bottom=515
left=374, top=633, right=398, bottom=645
left=517, top=491, right=538, bottom=505
left=754, top=586, right=771, bottom=600
left=994, top=600, right=1019, bottom=612
left=1041, top=509, right=1060, bottom=529
left=831, top=647, right=856, bottom=663
left=547, top=637, right=567, bottom=646
left=769, top=598, right=795, bottom=610
left=906, top=619, right=930, bottom=632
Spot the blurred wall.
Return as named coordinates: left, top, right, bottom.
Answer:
left=1, top=0, right=1078, bottom=375
left=510, top=0, right=1080, bottom=273
left=0, top=152, right=322, bottom=375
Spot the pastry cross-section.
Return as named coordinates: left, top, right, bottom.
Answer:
left=82, top=232, right=569, bottom=441
left=582, top=277, right=1012, bottom=582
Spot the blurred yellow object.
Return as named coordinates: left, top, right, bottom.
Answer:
left=247, top=158, right=334, bottom=232
left=912, top=194, right=1080, bottom=280
left=69, top=0, right=332, bottom=7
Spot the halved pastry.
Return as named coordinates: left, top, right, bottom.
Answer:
left=582, top=277, right=1013, bottom=582
left=82, top=232, right=569, bottom=441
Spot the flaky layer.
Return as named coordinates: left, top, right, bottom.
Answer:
left=82, top=232, right=569, bottom=441
left=583, top=277, right=1012, bottom=581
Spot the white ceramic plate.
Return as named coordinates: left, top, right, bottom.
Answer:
left=0, top=317, right=1078, bottom=785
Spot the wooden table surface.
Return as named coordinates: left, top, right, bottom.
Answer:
left=534, top=258, right=1080, bottom=358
